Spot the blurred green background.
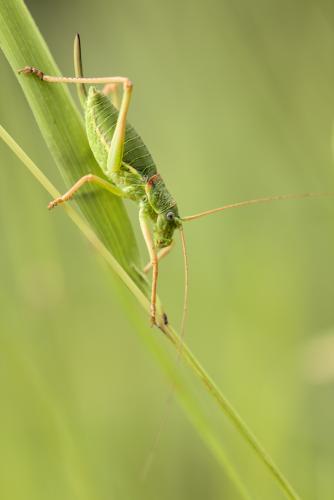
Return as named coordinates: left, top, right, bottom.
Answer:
left=1, top=0, right=334, bottom=498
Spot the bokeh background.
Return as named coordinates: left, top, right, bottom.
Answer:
left=1, top=1, right=334, bottom=498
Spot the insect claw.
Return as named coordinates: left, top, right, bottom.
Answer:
left=17, top=66, right=30, bottom=74
left=48, top=198, right=62, bottom=210
left=18, top=66, right=44, bottom=80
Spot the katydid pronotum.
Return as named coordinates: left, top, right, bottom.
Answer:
left=18, top=34, right=333, bottom=328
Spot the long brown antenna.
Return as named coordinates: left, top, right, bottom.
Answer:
left=141, top=227, right=189, bottom=481
left=182, top=191, right=334, bottom=222
left=179, top=226, right=189, bottom=358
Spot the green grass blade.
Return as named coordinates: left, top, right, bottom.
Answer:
left=0, top=124, right=300, bottom=500
left=0, top=0, right=142, bottom=284
left=0, top=123, right=251, bottom=499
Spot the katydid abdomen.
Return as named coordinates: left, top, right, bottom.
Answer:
left=85, top=86, right=157, bottom=201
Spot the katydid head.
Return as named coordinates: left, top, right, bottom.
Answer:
left=153, top=207, right=182, bottom=248
left=145, top=174, right=181, bottom=248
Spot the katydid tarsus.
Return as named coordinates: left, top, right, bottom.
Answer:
left=18, top=34, right=334, bottom=330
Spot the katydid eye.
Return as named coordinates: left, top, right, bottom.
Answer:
left=166, top=211, right=175, bottom=221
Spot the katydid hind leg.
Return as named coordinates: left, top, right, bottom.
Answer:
left=18, top=62, right=133, bottom=175
left=106, top=79, right=133, bottom=176
left=48, top=174, right=124, bottom=209
left=18, top=66, right=131, bottom=87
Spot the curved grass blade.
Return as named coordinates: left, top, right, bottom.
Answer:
left=0, top=0, right=143, bottom=287
left=1, top=123, right=252, bottom=499
left=0, top=123, right=300, bottom=500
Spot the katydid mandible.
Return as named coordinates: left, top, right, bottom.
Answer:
left=18, top=34, right=334, bottom=327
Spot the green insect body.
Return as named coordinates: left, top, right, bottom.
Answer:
left=85, top=86, right=181, bottom=248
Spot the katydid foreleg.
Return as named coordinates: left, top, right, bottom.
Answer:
left=139, top=209, right=159, bottom=325
left=143, top=243, right=174, bottom=273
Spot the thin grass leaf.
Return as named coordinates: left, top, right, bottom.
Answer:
left=1, top=123, right=254, bottom=499
left=2, top=122, right=254, bottom=500
left=0, top=123, right=299, bottom=500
